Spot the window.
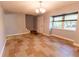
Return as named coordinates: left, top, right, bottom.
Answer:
left=49, top=17, right=53, bottom=30
left=53, top=16, right=63, bottom=29
left=64, top=14, right=78, bottom=30
left=50, top=12, right=78, bottom=31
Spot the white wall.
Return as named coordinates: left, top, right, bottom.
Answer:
left=37, top=15, right=50, bottom=35
left=37, top=3, right=79, bottom=44
left=0, top=5, right=6, bottom=56
left=4, top=13, right=30, bottom=36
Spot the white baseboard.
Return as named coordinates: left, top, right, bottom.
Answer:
left=6, top=32, right=79, bottom=48
left=36, top=32, right=79, bottom=47
left=50, top=34, right=79, bottom=47
left=0, top=40, right=6, bottom=57
left=73, top=43, right=79, bottom=47
left=41, top=33, right=74, bottom=42
left=41, top=33, right=50, bottom=36
left=7, top=32, right=30, bottom=37
left=50, top=34, right=74, bottom=42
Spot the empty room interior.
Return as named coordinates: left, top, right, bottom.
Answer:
left=0, top=1, right=79, bottom=57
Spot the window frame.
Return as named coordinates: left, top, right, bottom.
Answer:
left=51, top=12, right=78, bottom=31
left=52, top=16, right=63, bottom=29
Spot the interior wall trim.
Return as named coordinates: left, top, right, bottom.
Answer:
left=6, top=32, right=79, bottom=48
left=0, top=40, right=6, bottom=57
left=41, top=33, right=79, bottom=48
left=50, top=34, right=74, bottom=42
left=51, top=34, right=79, bottom=47
left=7, top=32, right=30, bottom=37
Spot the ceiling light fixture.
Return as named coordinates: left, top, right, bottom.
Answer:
left=35, top=1, right=46, bottom=14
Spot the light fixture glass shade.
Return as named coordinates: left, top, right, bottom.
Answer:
left=35, top=1, right=46, bottom=14
left=36, top=8, right=39, bottom=13
left=35, top=8, right=46, bottom=14
left=39, top=8, right=46, bottom=13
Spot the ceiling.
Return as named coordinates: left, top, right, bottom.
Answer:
left=0, top=1, right=79, bottom=15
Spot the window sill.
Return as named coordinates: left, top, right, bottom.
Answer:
left=51, top=28, right=76, bottom=32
